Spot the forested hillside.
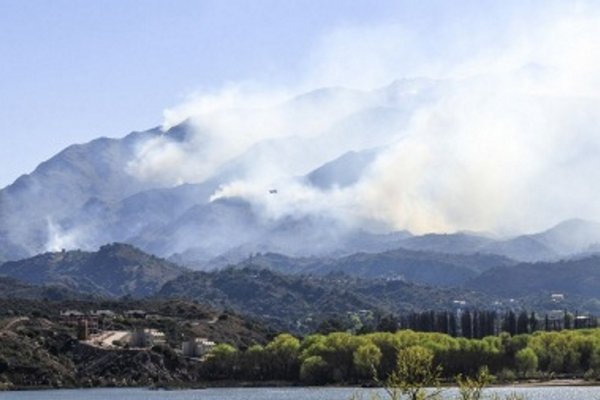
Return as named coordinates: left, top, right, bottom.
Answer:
left=467, top=255, right=600, bottom=297
left=0, top=243, right=185, bottom=297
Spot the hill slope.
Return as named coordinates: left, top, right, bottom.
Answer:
left=236, top=249, right=514, bottom=286
left=466, top=255, right=600, bottom=298
left=0, top=243, right=186, bottom=297
left=0, top=276, right=88, bottom=301
left=158, top=266, right=492, bottom=332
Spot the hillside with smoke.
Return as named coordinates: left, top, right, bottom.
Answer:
left=128, top=3, right=600, bottom=236
left=2, top=2, right=600, bottom=266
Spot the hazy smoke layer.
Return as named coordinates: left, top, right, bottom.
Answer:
left=127, top=3, right=600, bottom=236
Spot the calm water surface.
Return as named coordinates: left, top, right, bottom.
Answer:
left=0, top=387, right=599, bottom=400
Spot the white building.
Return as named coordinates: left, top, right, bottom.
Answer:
left=551, top=293, right=565, bottom=302
left=129, top=328, right=166, bottom=348
left=182, top=338, right=216, bottom=358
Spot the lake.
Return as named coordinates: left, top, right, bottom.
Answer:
left=0, top=387, right=599, bottom=400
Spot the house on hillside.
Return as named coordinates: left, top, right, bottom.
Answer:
left=182, top=337, right=216, bottom=358
left=60, top=310, right=99, bottom=333
left=129, top=328, right=166, bottom=348
left=551, top=293, right=565, bottom=302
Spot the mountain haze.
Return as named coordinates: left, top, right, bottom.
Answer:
left=2, top=81, right=600, bottom=268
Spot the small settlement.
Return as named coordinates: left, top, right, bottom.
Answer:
left=60, top=309, right=216, bottom=358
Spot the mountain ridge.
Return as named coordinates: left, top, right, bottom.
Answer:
left=0, top=243, right=186, bottom=297
left=2, top=82, right=600, bottom=267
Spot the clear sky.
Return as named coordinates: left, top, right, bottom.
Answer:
left=0, top=0, right=560, bottom=188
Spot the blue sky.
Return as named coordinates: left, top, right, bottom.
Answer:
left=0, top=0, right=569, bottom=188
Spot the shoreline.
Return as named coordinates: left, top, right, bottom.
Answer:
left=3, top=379, right=600, bottom=392
left=505, top=378, right=598, bottom=387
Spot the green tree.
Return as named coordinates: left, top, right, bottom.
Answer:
left=316, top=332, right=363, bottom=382
left=205, top=343, right=238, bottom=379
left=300, top=355, right=328, bottom=385
left=265, top=333, right=300, bottom=380
left=588, top=346, right=600, bottom=371
left=456, top=366, right=493, bottom=400
left=377, top=315, right=399, bottom=333
left=515, top=347, right=538, bottom=376
left=240, top=344, right=266, bottom=380
left=353, top=342, right=382, bottom=380
left=388, top=345, right=442, bottom=400
left=516, top=312, right=529, bottom=335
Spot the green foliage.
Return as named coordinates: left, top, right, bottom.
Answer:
left=495, top=368, right=517, bottom=383
left=213, top=327, right=600, bottom=386
left=528, top=330, right=584, bottom=373
left=583, top=367, right=600, bottom=381
left=456, top=367, right=493, bottom=400
left=159, top=266, right=495, bottom=333
left=240, top=344, right=267, bottom=380
left=352, top=364, right=525, bottom=400
left=354, top=342, right=382, bottom=379
left=588, top=346, right=600, bottom=374
left=205, top=343, right=238, bottom=379
left=265, top=333, right=300, bottom=380
left=300, top=355, right=328, bottom=384
left=210, top=343, right=237, bottom=357
left=388, top=346, right=442, bottom=400
left=515, top=348, right=538, bottom=375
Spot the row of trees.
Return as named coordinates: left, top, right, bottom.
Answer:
left=202, top=328, right=600, bottom=385
left=391, top=310, right=598, bottom=338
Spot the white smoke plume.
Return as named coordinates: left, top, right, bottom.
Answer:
left=127, top=2, right=600, bottom=236
left=45, top=219, right=90, bottom=253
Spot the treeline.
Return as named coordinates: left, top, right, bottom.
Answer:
left=356, top=310, right=598, bottom=338
left=202, top=328, right=600, bottom=384
left=338, top=309, right=599, bottom=339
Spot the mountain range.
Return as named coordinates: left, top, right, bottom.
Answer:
left=2, top=81, right=600, bottom=268
left=2, top=243, right=600, bottom=333
left=234, top=249, right=514, bottom=286
left=1, top=78, right=600, bottom=330
left=0, top=244, right=493, bottom=331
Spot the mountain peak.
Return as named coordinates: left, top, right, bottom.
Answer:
left=545, top=218, right=600, bottom=232
left=534, top=218, right=600, bottom=255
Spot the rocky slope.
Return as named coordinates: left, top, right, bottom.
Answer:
left=0, top=299, right=273, bottom=390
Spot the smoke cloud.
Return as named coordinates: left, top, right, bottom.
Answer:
left=127, top=2, right=600, bottom=236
